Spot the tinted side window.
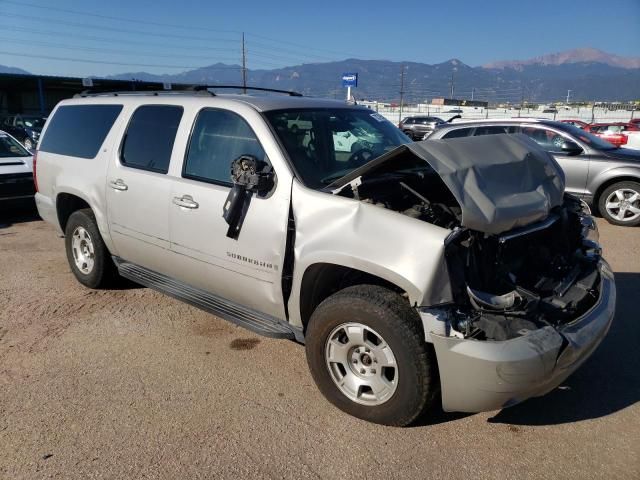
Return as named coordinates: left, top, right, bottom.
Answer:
left=183, top=109, right=266, bottom=185
left=474, top=125, right=514, bottom=136
left=442, top=127, right=473, bottom=139
left=120, top=105, right=183, bottom=173
left=39, top=105, right=123, bottom=159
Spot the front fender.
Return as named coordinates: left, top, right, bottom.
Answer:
left=287, top=181, right=453, bottom=328
left=587, top=165, right=640, bottom=199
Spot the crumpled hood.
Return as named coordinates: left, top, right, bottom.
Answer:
left=332, top=134, right=565, bottom=235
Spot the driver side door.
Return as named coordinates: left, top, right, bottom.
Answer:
left=169, top=107, right=290, bottom=320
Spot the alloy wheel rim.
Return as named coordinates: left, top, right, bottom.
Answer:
left=605, top=188, right=640, bottom=222
left=71, top=226, right=95, bottom=274
left=325, top=322, right=398, bottom=406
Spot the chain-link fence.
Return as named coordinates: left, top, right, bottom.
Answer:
left=369, top=104, right=638, bottom=125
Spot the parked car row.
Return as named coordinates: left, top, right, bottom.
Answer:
left=559, top=119, right=640, bottom=148
left=1, top=114, right=47, bottom=151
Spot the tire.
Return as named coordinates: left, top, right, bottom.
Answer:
left=597, top=181, right=640, bottom=227
left=305, top=285, right=438, bottom=426
left=64, top=208, right=118, bottom=288
left=403, top=130, right=413, bottom=140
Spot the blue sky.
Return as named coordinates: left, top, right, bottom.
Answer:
left=0, top=0, right=638, bottom=77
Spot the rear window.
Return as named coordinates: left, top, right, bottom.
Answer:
left=39, top=105, right=123, bottom=159
left=120, top=105, right=183, bottom=174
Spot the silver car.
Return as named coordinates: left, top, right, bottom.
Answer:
left=34, top=91, right=615, bottom=426
left=427, top=118, right=640, bottom=226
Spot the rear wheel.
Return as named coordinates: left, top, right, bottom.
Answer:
left=305, top=285, right=438, bottom=426
left=598, top=181, right=640, bottom=226
left=64, top=209, right=118, bottom=288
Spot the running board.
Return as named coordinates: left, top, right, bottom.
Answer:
left=114, top=258, right=298, bottom=340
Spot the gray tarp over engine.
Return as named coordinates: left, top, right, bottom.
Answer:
left=332, top=134, right=566, bottom=234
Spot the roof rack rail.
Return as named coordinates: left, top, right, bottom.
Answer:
left=192, top=85, right=303, bottom=97
left=73, top=89, right=215, bottom=98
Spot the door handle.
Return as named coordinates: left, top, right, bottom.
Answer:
left=109, top=179, right=128, bottom=191
left=172, top=195, right=199, bottom=209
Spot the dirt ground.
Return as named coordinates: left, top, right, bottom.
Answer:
left=1, top=202, right=639, bottom=479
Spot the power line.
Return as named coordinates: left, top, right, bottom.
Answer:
left=0, top=25, right=238, bottom=52
left=0, top=0, right=362, bottom=62
left=0, top=37, right=240, bottom=62
left=1, top=12, right=238, bottom=43
left=0, top=50, right=241, bottom=70
left=0, top=0, right=241, bottom=34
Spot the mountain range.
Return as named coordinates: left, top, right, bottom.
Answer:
left=2, top=48, right=638, bottom=103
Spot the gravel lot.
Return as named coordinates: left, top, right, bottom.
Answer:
left=1, top=202, right=638, bottom=480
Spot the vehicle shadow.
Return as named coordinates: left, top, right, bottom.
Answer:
left=488, top=271, right=640, bottom=426
left=0, top=199, right=40, bottom=229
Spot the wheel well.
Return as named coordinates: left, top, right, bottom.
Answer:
left=593, top=176, right=640, bottom=213
left=299, top=263, right=406, bottom=333
left=56, top=193, right=91, bottom=233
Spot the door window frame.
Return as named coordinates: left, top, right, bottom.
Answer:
left=118, top=104, right=184, bottom=174
left=181, top=107, right=271, bottom=189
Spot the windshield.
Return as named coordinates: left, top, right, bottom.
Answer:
left=265, top=108, right=410, bottom=188
left=556, top=123, right=618, bottom=150
left=23, top=117, right=46, bottom=129
left=0, top=132, right=30, bottom=157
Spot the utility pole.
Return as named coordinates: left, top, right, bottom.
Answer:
left=241, top=32, right=247, bottom=94
left=449, top=70, right=455, bottom=99
left=566, top=89, right=571, bottom=105
left=399, top=64, right=405, bottom=124
left=471, top=87, right=475, bottom=101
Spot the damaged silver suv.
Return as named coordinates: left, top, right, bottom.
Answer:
left=34, top=88, right=615, bottom=426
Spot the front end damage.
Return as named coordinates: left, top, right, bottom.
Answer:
left=423, top=197, right=615, bottom=412
left=330, top=134, right=616, bottom=412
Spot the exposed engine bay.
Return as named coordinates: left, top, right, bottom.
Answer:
left=443, top=195, right=601, bottom=341
left=334, top=160, right=600, bottom=342
left=335, top=164, right=463, bottom=229
left=331, top=135, right=601, bottom=342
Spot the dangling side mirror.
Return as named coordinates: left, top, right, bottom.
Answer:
left=222, top=155, right=275, bottom=239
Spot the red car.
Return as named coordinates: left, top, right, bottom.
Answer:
left=560, top=119, right=589, bottom=129
left=584, top=123, right=639, bottom=147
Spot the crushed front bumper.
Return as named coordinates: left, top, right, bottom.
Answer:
left=430, top=260, right=616, bottom=413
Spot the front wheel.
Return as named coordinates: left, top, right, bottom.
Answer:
left=305, top=285, right=438, bottom=426
left=598, top=181, right=640, bottom=226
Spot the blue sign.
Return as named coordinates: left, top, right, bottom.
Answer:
left=342, top=73, right=358, bottom=88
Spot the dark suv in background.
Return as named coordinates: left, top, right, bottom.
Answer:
left=1, top=114, right=47, bottom=150
left=398, top=116, right=444, bottom=140
left=428, top=118, right=640, bottom=227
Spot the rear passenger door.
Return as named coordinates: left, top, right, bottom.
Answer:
left=106, top=104, right=183, bottom=273
left=168, top=108, right=290, bottom=319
